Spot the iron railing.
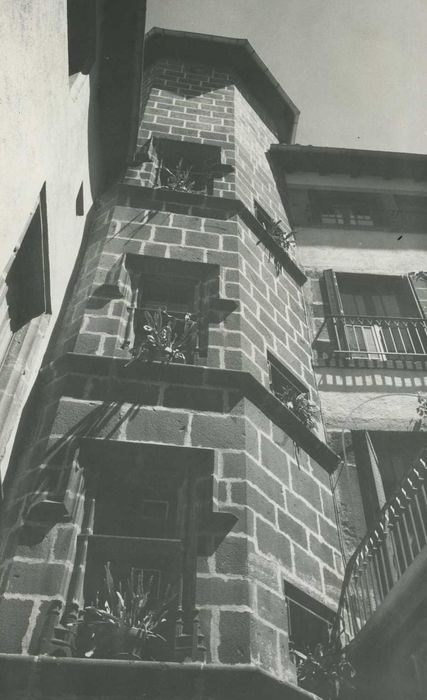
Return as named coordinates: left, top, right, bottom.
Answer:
left=333, top=450, right=427, bottom=647
left=319, top=315, right=427, bottom=359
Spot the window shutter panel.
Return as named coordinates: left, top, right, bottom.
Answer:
left=323, top=269, right=344, bottom=316
left=405, top=274, right=426, bottom=319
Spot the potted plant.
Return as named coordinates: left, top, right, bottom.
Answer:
left=76, top=563, right=175, bottom=660
left=296, top=642, right=356, bottom=700
left=159, top=158, right=198, bottom=193
left=276, top=387, right=319, bottom=430
left=129, top=307, right=199, bottom=365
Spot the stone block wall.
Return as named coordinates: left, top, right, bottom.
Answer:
left=0, top=38, right=342, bottom=689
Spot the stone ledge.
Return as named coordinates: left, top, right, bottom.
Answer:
left=40, top=353, right=339, bottom=473
left=117, top=184, right=307, bottom=286
left=0, top=655, right=320, bottom=700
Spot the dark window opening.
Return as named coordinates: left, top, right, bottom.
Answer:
left=254, top=201, right=276, bottom=230
left=4, top=188, right=50, bottom=335
left=354, top=431, right=427, bottom=520
left=92, top=463, right=183, bottom=540
left=321, top=270, right=427, bottom=359
left=76, top=183, right=84, bottom=216
left=311, top=191, right=382, bottom=228
left=394, top=195, right=427, bottom=232
left=284, top=581, right=333, bottom=691
left=67, top=0, right=96, bottom=77
left=139, top=273, right=201, bottom=316
left=268, top=351, right=307, bottom=398
left=155, top=139, right=223, bottom=195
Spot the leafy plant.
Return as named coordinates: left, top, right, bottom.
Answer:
left=160, top=158, right=197, bottom=193
left=295, top=642, right=355, bottom=700
left=276, top=387, right=319, bottom=430
left=264, top=219, right=296, bottom=254
left=76, top=563, right=175, bottom=660
left=129, top=307, right=199, bottom=365
left=416, top=393, right=427, bottom=421
left=256, top=219, right=296, bottom=275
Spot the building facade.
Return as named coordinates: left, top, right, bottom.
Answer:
left=0, top=20, right=426, bottom=700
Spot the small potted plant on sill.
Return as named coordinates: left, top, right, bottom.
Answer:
left=276, top=387, right=319, bottom=430
left=296, top=641, right=356, bottom=700
left=128, top=307, right=199, bottom=366
left=76, top=563, right=175, bottom=661
left=158, top=158, right=198, bottom=193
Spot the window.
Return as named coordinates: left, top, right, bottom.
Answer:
left=268, top=353, right=317, bottom=429
left=0, top=186, right=50, bottom=365
left=67, top=0, right=96, bottom=77
left=394, top=195, right=427, bottom=232
left=155, top=139, right=223, bottom=195
left=310, top=191, right=382, bottom=228
left=284, top=581, right=333, bottom=692
left=354, top=431, right=427, bottom=519
left=322, top=270, right=427, bottom=359
left=124, top=257, right=219, bottom=364
left=254, top=201, right=275, bottom=230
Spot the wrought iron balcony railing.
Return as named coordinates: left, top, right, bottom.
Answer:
left=317, top=315, right=427, bottom=360
left=332, top=450, right=427, bottom=647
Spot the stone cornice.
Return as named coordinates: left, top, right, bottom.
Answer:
left=0, top=654, right=320, bottom=700
left=117, top=183, right=307, bottom=285
left=41, top=353, right=339, bottom=473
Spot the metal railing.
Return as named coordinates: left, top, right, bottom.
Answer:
left=319, top=315, right=427, bottom=359
left=333, top=450, right=427, bottom=647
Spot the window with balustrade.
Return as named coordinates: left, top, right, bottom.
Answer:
left=318, top=271, right=427, bottom=360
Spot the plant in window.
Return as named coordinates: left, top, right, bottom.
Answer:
left=276, top=387, right=319, bottom=430
left=76, top=563, right=175, bottom=660
left=256, top=218, right=296, bottom=275
left=296, top=641, right=356, bottom=700
left=129, top=307, right=199, bottom=365
left=159, top=158, right=197, bottom=193
left=264, top=219, right=296, bottom=254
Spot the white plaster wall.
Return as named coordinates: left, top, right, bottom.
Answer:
left=316, top=367, right=427, bottom=432
left=285, top=171, right=427, bottom=273
left=0, top=0, right=96, bottom=480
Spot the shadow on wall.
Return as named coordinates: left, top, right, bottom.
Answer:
left=316, top=368, right=427, bottom=392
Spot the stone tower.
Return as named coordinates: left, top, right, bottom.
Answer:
left=0, top=28, right=342, bottom=699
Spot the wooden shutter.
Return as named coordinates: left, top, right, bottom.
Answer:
left=323, top=269, right=344, bottom=316
left=352, top=431, right=385, bottom=529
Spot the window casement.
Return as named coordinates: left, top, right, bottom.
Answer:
left=309, top=190, right=383, bottom=228
left=0, top=185, right=50, bottom=367
left=321, top=270, right=427, bottom=360
left=106, top=256, right=221, bottom=366
left=284, top=581, right=333, bottom=694
left=67, top=0, right=96, bottom=77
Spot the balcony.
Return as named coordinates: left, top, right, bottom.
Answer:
left=316, top=315, right=427, bottom=362
left=333, top=449, right=427, bottom=649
